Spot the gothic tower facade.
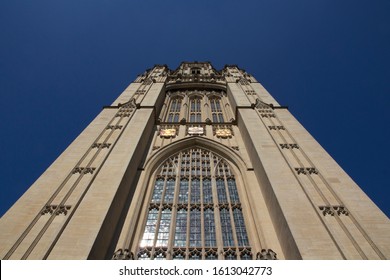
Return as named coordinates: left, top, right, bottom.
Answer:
left=1, top=62, right=389, bottom=260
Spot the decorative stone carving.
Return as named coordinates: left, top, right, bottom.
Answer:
left=319, top=206, right=349, bottom=216
left=187, top=126, right=204, bottom=136
left=319, top=206, right=335, bottom=216
left=268, top=125, right=285, bottom=130
left=279, top=143, right=299, bottom=149
left=159, top=128, right=177, bottom=138
left=256, top=249, right=277, bottom=260
left=295, top=167, right=318, bottom=175
left=215, top=128, right=232, bottom=138
left=261, top=113, right=276, bottom=118
left=106, top=125, right=122, bottom=130
left=41, top=205, right=71, bottom=216
left=72, top=167, right=96, bottom=174
left=56, top=205, right=71, bottom=215
left=92, top=143, right=111, bottom=149
left=231, top=146, right=239, bottom=151
left=112, top=249, right=134, bottom=260
left=41, top=205, right=56, bottom=215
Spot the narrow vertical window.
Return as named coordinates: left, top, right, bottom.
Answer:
left=151, top=179, right=164, bottom=203
left=204, top=208, right=216, bottom=247
left=156, top=208, right=172, bottom=247
left=217, top=179, right=228, bottom=204
left=174, top=208, right=187, bottom=247
left=210, top=98, right=224, bottom=123
left=190, top=207, right=201, bottom=247
left=191, top=179, right=201, bottom=203
left=190, top=97, right=202, bottom=122
left=227, top=179, right=240, bottom=204
left=140, top=207, right=159, bottom=247
left=178, top=179, right=189, bottom=203
left=233, top=207, right=249, bottom=247
left=202, top=179, right=212, bottom=204
left=220, top=208, right=234, bottom=247
left=167, top=97, right=181, bottom=123
left=164, top=179, right=175, bottom=203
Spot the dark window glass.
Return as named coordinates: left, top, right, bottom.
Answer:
left=204, top=208, right=216, bottom=247
left=233, top=208, right=249, bottom=246
left=217, top=179, right=228, bottom=203
left=190, top=208, right=201, bottom=247
left=174, top=209, right=187, bottom=247
left=220, top=208, right=234, bottom=247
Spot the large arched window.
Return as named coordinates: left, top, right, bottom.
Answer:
left=137, top=148, right=251, bottom=260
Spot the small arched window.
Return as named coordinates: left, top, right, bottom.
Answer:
left=189, top=97, right=202, bottom=122
left=210, top=98, right=224, bottom=123
left=167, top=98, right=182, bottom=123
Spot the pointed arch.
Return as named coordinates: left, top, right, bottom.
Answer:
left=133, top=137, right=255, bottom=260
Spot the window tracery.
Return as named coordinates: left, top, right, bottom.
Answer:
left=137, top=148, right=251, bottom=259
left=162, top=91, right=231, bottom=124
left=167, top=97, right=182, bottom=123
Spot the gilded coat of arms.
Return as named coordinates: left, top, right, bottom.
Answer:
left=160, top=128, right=176, bottom=138
left=215, top=128, right=232, bottom=138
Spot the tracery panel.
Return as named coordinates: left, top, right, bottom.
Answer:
left=138, top=148, right=251, bottom=259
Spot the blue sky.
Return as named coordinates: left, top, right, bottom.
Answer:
left=0, top=0, right=389, bottom=218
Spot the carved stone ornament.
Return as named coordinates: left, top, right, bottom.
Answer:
left=188, top=127, right=204, bottom=135
left=112, top=249, right=134, bottom=260
left=215, top=128, right=232, bottom=138
left=256, top=249, right=277, bottom=260
left=160, top=128, right=176, bottom=138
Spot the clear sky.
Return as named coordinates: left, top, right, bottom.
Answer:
left=0, top=0, right=389, bottom=218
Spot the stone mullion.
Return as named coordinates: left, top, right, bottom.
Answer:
left=256, top=108, right=347, bottom=258
left=3, top=108, right=123, bottom=260
left=221, top=95, right=234, bottom=122
left=267, top=116, right=329, bottom=206
left=237, top=82, right=255, bottom=106
left=209, top=152, right=224, bottom=259
left=182, top=94, right=189, bottom=122
left=223, top=168, right=240, bottom=258
left=289, top=137, right=384, bottom=258
left=137, top=81, right=154, bottom=104
left=269, top=111, right=373, bottom=259
left=160, top=94, right=170, bottom=122
left=41, top=106, right=138, bottom=259
left=275, top=114, right=381, bottom=259
left=22, top=143, right=103, bottom=260
left=167, top=155, right=182, bottom=259
left=199, top=158, right=205, bottom=257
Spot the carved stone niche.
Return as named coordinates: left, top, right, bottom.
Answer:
left=256, top=249, right=277, bottom=260
left=112, top=249, right=134, bottom=260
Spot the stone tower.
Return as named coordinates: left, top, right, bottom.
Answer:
left=1, top=62, right=389, bottom=260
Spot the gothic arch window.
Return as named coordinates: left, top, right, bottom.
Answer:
left=189, top=97, right=202, bottom=122
left=167, top=97, right=182, bottom=123
left=209, top=97, right=224, bottom=123
left=137, top=148, right=251, bottom=260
